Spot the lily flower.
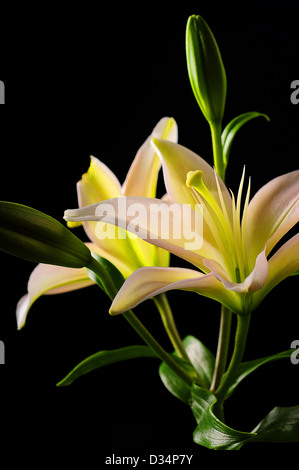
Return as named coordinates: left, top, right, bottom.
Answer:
left=64, top=139, right=299, bottom=316
left=16, top=118, right=178, bottom=329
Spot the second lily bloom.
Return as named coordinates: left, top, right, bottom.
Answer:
left=16, top=117, right=177, bottom=329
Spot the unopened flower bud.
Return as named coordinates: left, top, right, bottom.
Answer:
left=186, top=15, right=227, bottom=124
left=0, top=201, right=92, bottom=268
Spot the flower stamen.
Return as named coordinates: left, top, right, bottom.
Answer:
left=187, top=170, right=236, bottom=276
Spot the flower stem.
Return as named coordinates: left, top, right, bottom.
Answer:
left=153, top=294, right=190, bottom=361
left=210, top=306, right=232, bottom=392
left=122, top=310, right=194, bottom=387
left=210, top=120, right=225, bottom=182
left=88, top=256, right=194, bottom=387
left=209, top=121, right=233, bottom=397
left=215, top=313, right=251, bottom=405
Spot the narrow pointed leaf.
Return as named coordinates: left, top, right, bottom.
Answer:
left=57, top=346, right=158, bottom=386
left=222, top=112, right=269, bottom=167
left=0, top=201, right=92, bottom=268
left=226, top=349, right=296, bottom=398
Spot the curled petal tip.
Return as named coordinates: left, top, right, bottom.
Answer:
left=16, top=294, right=30, bottom=330
left=108, top=306, right=118, bottom=316
left=64, top=209, right=79, bottom=221
left=109, top=300, right=124, bottom=316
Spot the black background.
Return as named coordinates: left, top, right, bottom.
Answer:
left=0, top=1, right=298, bottom=462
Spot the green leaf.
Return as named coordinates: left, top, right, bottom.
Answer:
left=186, top=15, right=227, bottom=124
left=221, top=112, right=269, bottom=168
left=57, top=345, right=158, bottom=386
left=158, top=336, right=214, bottom=403
left=0, top=201, right=92, bottom=268
left=191, top=382, right=299, bottom=449
left=159, top=355, right=198, bottom=404
left=191, top=384, right=255, bottom=449
left=252, top=406, right=299, bottom=442
left=182, top=336, right=215, bottom=388
left=226, top=349, right=295, bottom=398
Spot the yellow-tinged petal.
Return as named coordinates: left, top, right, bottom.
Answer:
left=151, top=138, right=234, bottom=268
left=109, top=266, right=242, bottom=315
left=186, top=169, right=236, bottom=273
left=78, top=156, right=122, bottom=204
left=77, top=158, right=157, bottom=272
left=86, top=236, right=144, bottom=278
left=15, top=242, right=116, bottom=329
left=122, top=117, right=178, bottom=198
left=77, top=155, right=123, bottom=247
left=151, top=138, right=232, bottom=217
left=245, top=170, right=299, bottom=268
left=77, top=141, right=171, bottom=270
left=251, top=233, right=299, bottom=311
left=204, top=248, right=268, bottom=293
left=64, top=196, right=223, bottom=271
left=16, top=263, right=94, bottom=330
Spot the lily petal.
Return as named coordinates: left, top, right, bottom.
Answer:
left=251, top=233, right=299, bottom=310
left=78, top=156, right=122, bottom=203
left=109, top=266, right=242, bottom=315
left=77, top=155, right=122, bottom=246
left=16, top=242, right=111, bottom=329
left=245, top=170, right=299, bottom=266
left=151, top=138, right=232, bottom=217
left=151, top=138, right=234, bottom=264
left=122, top=117, right=178, bottom=198
left=64, top=196, right=225, bottom=271
left=77, top=158, right=156, bottom=272
left=16, top=263, right=94, bottom=330
left=204, top=248, right=268, bottom=293
left=84, top=236, right=146, bottom=279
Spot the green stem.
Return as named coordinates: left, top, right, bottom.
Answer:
left=215, top=313, right=251, bottom=405
left=209, top=120, right=233, bottom=405
left=210, top=120, right=225, bottom=182
left=210, top=306, right=232, bottom=392
left=153, top=294, right=189, bottom=361
left=88, top=256, right=194, bottom=387
left=88, top=256, right=119, bottom=299
left=122, top=310, right=193, bottom=387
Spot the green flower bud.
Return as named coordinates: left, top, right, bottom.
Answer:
left=186, top=15, right=227, bottom=124
left=0, top=201, right=92, bottom=268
